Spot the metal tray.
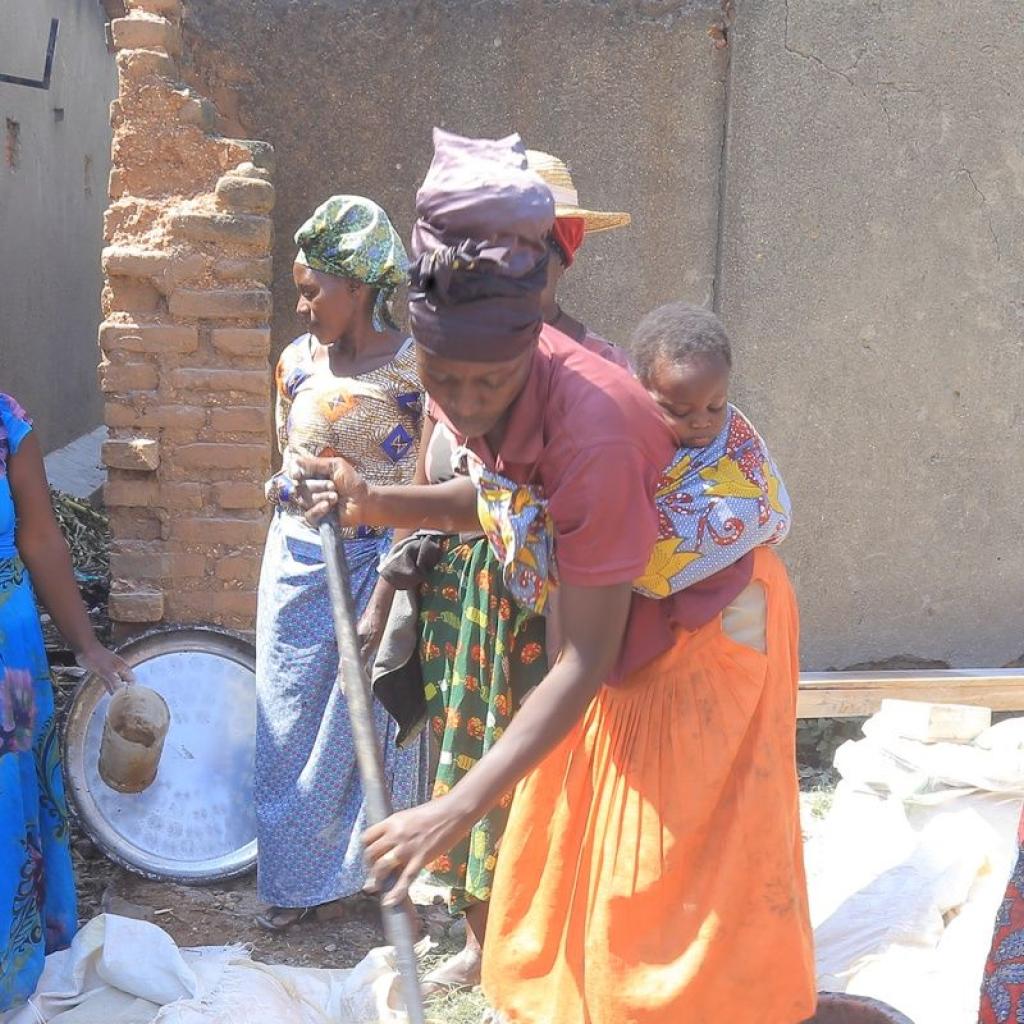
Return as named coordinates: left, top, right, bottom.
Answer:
left=62, top=626, right=258, bottom=883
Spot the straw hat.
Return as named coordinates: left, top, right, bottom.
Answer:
left=526, top=150, right=631, bottom=234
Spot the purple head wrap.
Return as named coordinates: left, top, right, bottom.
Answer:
left=409, top=129, right=554, bottom=362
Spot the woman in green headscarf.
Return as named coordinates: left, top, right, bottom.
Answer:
left=254, top=196, right=427, bottom=931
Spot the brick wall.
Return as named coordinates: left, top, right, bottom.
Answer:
left=100, top=0, right=273, bottom=635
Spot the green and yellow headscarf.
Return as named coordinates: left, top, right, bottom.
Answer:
left=294, top=196, right=409, bottom=332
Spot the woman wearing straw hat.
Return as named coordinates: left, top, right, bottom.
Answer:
left=526, top=150, right=633, bottom=370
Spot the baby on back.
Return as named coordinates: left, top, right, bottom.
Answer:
left=448, top=301, right=790, bottom=630
left=628, top=302, right=791, bottom=599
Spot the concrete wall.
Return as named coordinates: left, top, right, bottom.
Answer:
left=0, top=0, right=116, bottom=453
left=180, top=0, right=1023, bottom=670
left=721, top=0, right=1024, bottom=669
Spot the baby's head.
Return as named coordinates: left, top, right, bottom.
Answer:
left=631, top=302, right=732, bottom=448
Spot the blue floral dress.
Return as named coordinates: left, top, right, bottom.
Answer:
left=255, top=339, right=428, bottom=908
left=0, top=394, right=77, bottom=1011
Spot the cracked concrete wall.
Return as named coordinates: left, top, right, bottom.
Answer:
left=721, top=0, right=1024, bottom=668
left=180, top=0, right=728, bottom=363
left=176, top=0, right=1020, bottom=669
left=0, top=0, right=115, bottom=452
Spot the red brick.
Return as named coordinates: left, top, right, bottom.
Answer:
left=111, top=15, right=181, bottom=55
left=166, top=589, right=258, bottom=620
left=104, top=276, right=163, bottom=315
left=99, top=321, right=198, bottom=355
left=171, top=516, right=267, bottom=545
left=214, top=590, right=258, bottom=618
left=174, top=443, right=266, bottom=470
left=209, top=406, right=271, bottom=434
left=108, top=168, right=127, bottom=199
left=168, top=368, right=267, bottom=395
left=115, top=49, right=176, bottom=83
left=160, top=482, right=204, bottom=509
left=105, top=403, right=135, bottom=428
left=215, top=176, right=275, bottom=214
left=105, top=403, right=206, bottom=430
left=125, top=0, right=183, bottom=17
left=212, top=481, right=266, bottom=509
left=109, top=588, right=165, bottom=623
left=168, top=288, right=271, bottom=320
left=107, top=481, right=200, bottom=515
left=163, top=591, right=210, bottom=620
left=103, top=438, right=160, bottom=471
left=210, top=328, right=271, bottom=357
left=98, top=359, right=159, bottom=393
left=105, top=479, right=159, bottom=507
left=103, top=247, right=205, bottom=291
left=213, top=257, right=272, bottom=284
left=108, top=509, right=163, bottom=541
left=110, top=547, right=169, bottom=580
left=103, top=247, right=171, bottom=279
left=214, top=553, right=261, bottom=582
left=167, top=552, right=208, bottom=578
left=170, top=213, right=271, bottom=249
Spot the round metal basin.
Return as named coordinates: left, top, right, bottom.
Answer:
left=62, top=626, right=258, bottom=883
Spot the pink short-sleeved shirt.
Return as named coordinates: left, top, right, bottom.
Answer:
left=428, top=325, right=753, bottom=676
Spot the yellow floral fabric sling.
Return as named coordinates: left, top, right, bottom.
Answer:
left=466, top=405, right=791, bottom=614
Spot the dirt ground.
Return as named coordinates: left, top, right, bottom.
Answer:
left=71, top=827, right=460, bottom=970
left=59, top=664, right=836, bottom=1024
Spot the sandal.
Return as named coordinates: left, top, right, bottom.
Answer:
left=256, top=895, right=369, bottom=932
left=420, top=947, right=482, bottom=999
left=255, top=905, right=315, bottom=932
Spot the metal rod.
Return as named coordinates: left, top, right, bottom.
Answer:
left=319, top=520, right=427, bottom=1024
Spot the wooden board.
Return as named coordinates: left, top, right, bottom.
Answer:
left=797, top=670, right=1024, bottom=719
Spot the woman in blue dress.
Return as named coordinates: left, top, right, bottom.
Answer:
left=254, top=197, right=427, bottom=930
left=0, top=393, right=132, bottom=1012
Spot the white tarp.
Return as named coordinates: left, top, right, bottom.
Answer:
left=807, top=713, right=1024, bottom=1024
left=2, top=915, right=407, bottom=1024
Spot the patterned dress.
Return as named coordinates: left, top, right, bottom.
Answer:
left=420, top=539, right=547, bottom=912
left=979, top=824, right=1024, bottom=1023
left=254, top=336, right=427, bottom=908
left=0, top=394, right=76, bottom=1011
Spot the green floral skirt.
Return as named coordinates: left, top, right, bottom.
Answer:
left=420, top=537, right=547, bottom=913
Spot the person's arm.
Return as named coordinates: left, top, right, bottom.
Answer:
left=9, top=434, right=133, bottom=692
left=356, top=415, right=437, bottom=661
left=295, top=453, right=481, bottom=534
left=362, top=579, right=633, bottom=904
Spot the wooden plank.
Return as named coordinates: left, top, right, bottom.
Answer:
left=796, top=670, right=1024, bottom=719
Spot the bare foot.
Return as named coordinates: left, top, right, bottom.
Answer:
left=421, top=944, right=482, bottom=997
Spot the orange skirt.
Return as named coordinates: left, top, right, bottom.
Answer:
left=482, top=549, right=816, bottom=1024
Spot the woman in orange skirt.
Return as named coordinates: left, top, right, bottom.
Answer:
left=483, top=546, right=811, bottom=1023
left=300, top=129, right=815, bottom=1023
